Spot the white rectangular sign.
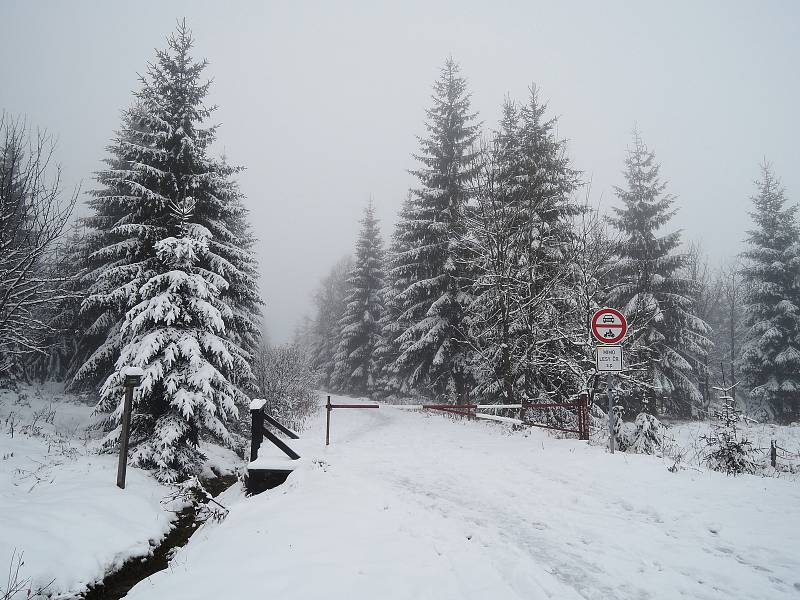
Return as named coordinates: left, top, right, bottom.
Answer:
left=596, top=345, right=623, bottom=372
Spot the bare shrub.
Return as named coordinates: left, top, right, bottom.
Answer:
left=252, top=343, right=320, bottom=431
left=0, top=113, right=78, bottom=377
left=1, top=550, right=53, bottom=599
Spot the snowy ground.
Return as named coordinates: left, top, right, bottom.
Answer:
left=0, top=384, right=240, bottom=598
left=124, top=393, right=800, bottom=600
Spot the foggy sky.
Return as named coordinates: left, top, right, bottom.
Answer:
left=1, top=1, right=798, bottom=343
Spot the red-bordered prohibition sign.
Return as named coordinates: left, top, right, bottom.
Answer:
left=591, top=308, right=628, bottom=344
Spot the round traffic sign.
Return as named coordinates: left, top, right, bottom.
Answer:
left=591, top=308, right=627, bottom=344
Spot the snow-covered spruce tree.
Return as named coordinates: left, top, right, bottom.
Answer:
left=608, top=129, right=709, bottom=417
left=740, top=164, right=800, bottom=424
left=683, top=243, right=715, bottom=410
left=612, top=407, right=670, bottom=456
left=384, top=58, right=479, bottom=401
left=463, top=89, right=583, bottom=409
left=331, top=201, right=386, bottom=396
left=627, top=412, right=667, bottom=455
left=72, top=23, right=260, bottom=401
left=72, top=24, right=260, bottom=479
left=460, top=101, right=522, bottom=405
left=100, top=202, right=246, bottom=482
left=373, top=194, right=412, bottom=396
left=309, top=256, right=353, bottom=388
left=702, top=393, right=756, bottom=475
left=509, top=87, right=582, bottom=404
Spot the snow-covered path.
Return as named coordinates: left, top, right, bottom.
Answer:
left=127, top=395, right=800, bottom=600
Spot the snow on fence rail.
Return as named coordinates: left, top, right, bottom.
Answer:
left=475, top=413, right=523, bottom=425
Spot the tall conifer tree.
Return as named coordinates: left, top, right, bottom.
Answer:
left=384, top=58, right=480, bottom=401
left=374, top=194, right=411, bottom=394
left=331, top=201, right=385, bottom=395
left=101, top=207, right=244, bottom=482
left=740, top=164, right=800, bottom=423
left=609, top=130, right=709, bottom=416
left=461, top=100, right=521, bottom=404
left=512, top=87, right=582, bottom=400
left=310, top=256, right=353, bottom=388
left=464, top=89, right=582, bottom=405
left=73, top=23, right=261, bottom=480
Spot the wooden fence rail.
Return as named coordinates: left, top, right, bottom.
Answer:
left=325, top=396, right=380, bottom=446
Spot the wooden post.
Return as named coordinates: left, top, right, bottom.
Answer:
left=250, top=406, right=264, bottom=462
left=117, top=368, right=142, bottom=490
left=326, top=395, right=332, bottom=446
left=770, top=440, right=777, bottom=468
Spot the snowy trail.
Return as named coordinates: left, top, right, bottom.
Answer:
left=126, top=395, right=800, bottom=600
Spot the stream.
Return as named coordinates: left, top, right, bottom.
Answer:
left=81, top=474, right=238, bottom=600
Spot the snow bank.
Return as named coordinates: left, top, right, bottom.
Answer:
left=0, top=386, right=176, bottom=595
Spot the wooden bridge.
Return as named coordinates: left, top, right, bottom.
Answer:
left=246, top=399, right=303, bottom=495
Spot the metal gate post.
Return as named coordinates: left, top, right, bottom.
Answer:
left=326, top=395, right=332, bottom=446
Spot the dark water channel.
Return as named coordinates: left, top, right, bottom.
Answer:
left=82, top=474, right=238, bottom=600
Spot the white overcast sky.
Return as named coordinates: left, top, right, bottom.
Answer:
left=1, top=1, right=798, bottom=342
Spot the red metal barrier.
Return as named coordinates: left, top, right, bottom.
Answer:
left=520, top=393, right=589, bottom=439
left=325, top=396, right=380, bottom=446
left=420, top=396, right=589, bottom=440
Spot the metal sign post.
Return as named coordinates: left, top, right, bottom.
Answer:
left=117, top=367, right=143, bottom=489
left=606, top=374, right=615, bottom=453
left=591, top=309, right=627, bottom=454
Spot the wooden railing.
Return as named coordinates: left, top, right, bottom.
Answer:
left=249, top=399, right=301, bottom=462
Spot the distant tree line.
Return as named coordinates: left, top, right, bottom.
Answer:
left=303, top=59, right=800, bottom=425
